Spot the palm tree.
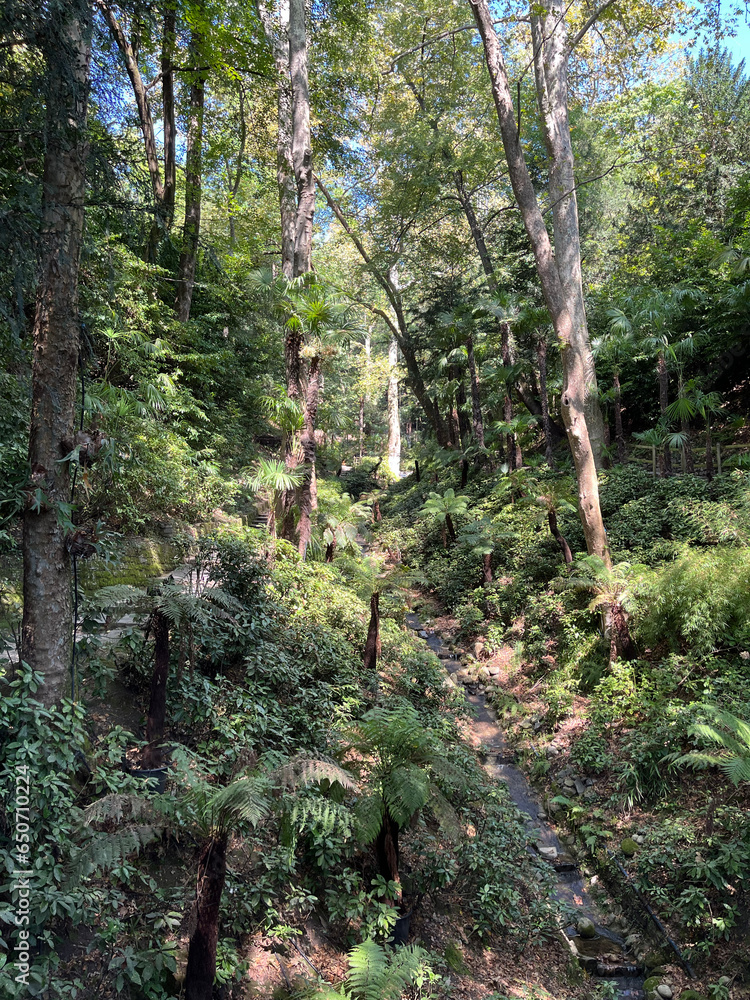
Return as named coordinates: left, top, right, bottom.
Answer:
left=522, top=478, right=578, bottom=566
left=244, top=457, right=303, bottom=538
left=420, top=488, right=469, bottom=546
left=562, top=556, right=643, bottom=663
left=182, top=756, right=354, bottom=1000
left=345, top=705, right=464, bottom=905
left=593, top=324, right=636, bottom=465
left=90, top=582, right=242, bottom=767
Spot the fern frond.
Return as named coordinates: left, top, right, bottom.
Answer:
left=66, top=825, right=158, bottom=885
left=354, top=794, right=384, bottom=844
left=277, top=756, right=357, bottom=793
left=383, top=764, right=430, bottom=828
left=209, top=777, right=270, bottom=833
left=89, top=584, right=146, bottom=610
left=84, top=793, right=155, bottom=826
left=345, top=939, right=388, bottom=999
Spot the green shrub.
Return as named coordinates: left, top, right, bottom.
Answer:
left=635, top=548, right=750, bottom=653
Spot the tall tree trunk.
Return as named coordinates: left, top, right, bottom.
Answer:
left=705, top=417, right=714, bottom=480
left=387, top=336, right=401, bottom=477
left=298, top=356, right=320, bottom=558
left=470, top=0, right=609, bottom=563
left=657, top=351, right=672, bottom=476
left=21, top=3, right=92, bottom=707
left=176, top=30, right=205, bottom=322
left=537, top=336, right=555, bottom=465
left=613, top=372, right=626, bottom=464
left=528, top=0, right=605, bottom=468
left=185, top=834, right=228, bottom=1000
left=290, top=0, right=314, bottom=277
left=456, top=380, right=471, bottom=452
left=161, top=4, right=177, bottom=232
left=363, top=591, right=381, bottom=671
left=144, top=609, right=170, bottom=767
left=678, top=374, right=694, bottom=473
left=465, top=333, right=485, bottom=450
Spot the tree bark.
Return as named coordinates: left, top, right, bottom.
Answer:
left=374, top=809, right=401, bottom=901
left=657, top=351, right=672, bottom=476
left=547, top=508, right=573, bottom=566
left=290, top=0, right=314, bottom=277
left=21, top=3, right=92, bottom=707
left=144, top=608, right=169, bottom=767
left=470, top=0, right=610, bottom=564
left=482, top=551, right=493, bottom=584
left=609, top=603, right=636, bottom=663
left=185, top=834, right=228, bottom=1000
left=325, top=539, right=336, bottom=562
left=613, top=372, right=626, bottom=464
left=175, top=29, right=205, bottom=322
left=529, top=0, right=605, bottom=468
left=298, top=356, right=320, bottom=558
left=537, top=336, right=555, bottom=465
left=363, top=591, right=381, bottom=671
left=705, top=417, right=714, bottom=480
left=387, top=336, right=401, bottom=477
left=161, top=4, right=177, bottom=231
left=465, top=333, right=485, bottom=450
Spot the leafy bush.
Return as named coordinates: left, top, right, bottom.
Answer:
left=635, top=548, right=750, bottom=653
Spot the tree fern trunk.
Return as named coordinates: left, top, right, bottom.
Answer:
left=185, top=834, right=228, bottom=1000
left=144, top=609, right=169, bottom=767
left=547, top=509, right=572, bottom=566
left=482, top=552, right=493, bottom=584
left=374, top=810, right=401, bottom=902
left=363, top=592, right=380, bottom=671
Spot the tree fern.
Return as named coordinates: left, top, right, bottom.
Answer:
left=666, top=706, right=750, bottom=786
left=66, top=825, right=159, bottom=885
left=308, top=939, right=429, bottom=1000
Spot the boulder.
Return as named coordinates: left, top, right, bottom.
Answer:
left=657, top=987, right=672, bottom=999
left=576, top=917, right=596, bottom=939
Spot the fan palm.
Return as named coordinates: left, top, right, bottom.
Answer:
left=420, top=488, right=469, bottom=546
left=244, top=457, right=304, bottom=538
left=560, top=556, right=644, bottom=663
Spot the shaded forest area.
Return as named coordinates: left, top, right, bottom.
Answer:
left=2, top=0, right=750, bottom=998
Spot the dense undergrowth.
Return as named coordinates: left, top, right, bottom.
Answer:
left=0, top=509, right=559, bottom=999
left=376, top=461, right=750, bottom=986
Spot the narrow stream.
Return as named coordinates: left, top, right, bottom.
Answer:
left=405, top=612, right=645, bottom=999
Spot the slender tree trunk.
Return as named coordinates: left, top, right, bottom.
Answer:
left=678, top=375, right=694, bottom=474
left=359, top=396, right=365, bottom=458
left=657, top=351, right=672, bottom=476
left=325, top=540, right=336, bottom=562
left=414, top=460, right=421, bottom=482
left=470, top=0, right=609, bottom=563
left=144, top=609, right=169, bottom=767
left=387, top=336, right=401, bottom=477
left=445, top=513, right=457, bottom=544
left=608, top=603, right=636, bottom=663
left=161, top=5, right=176, bottom=231
left=482, top=551, right=493, bottom=584
left=290, top=0, right=315, bottom=276
left=176, top=30, right=205, bottom=322
left=705, top=417, right=714, bottom=480
left=547, top=508, right=573, bottom=566
left=465, top=333, right=485, bottom=450
left=363, top=591, right=381, bottom=671
left=529, top=0, right=605, bottom=468
left=185, top=834, right=228, bottom=1000
left=613, top=372, right=626, bottom=464
left=298, top=356, right=320, bottom=558
left=537, top=336, right=555, bottom=465
left=21, top=3, right=92, bottom=707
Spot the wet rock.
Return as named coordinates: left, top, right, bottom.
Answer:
left=576, top=917, right=596, bottom=939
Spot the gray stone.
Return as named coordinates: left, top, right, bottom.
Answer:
left=537, top=811, right=547, bottom=820
left=574, top=779, right=586, bottom=796
left=546, top=745, right=560, bottom=757
left=473, top=641, right=485, bottom=658
left=538, top=845, right=558, bottom=860
left=487, top=663, right=501, bottom=676
left=419, top=630, right=428, bottom=638
left=564, top=777, right=576, bottom=788
left=576, top=917, right=596, bottom=939
left=656, top=987, right=672, bottom=999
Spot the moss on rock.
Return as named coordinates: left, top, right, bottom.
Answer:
left=79, top=537, right=183, bottom=594
left=621, top=837, right=638, bottom=857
